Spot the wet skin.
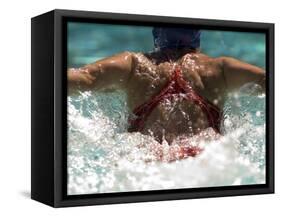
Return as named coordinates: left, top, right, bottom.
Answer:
left=126, top=50, right=225, bottom=144
left=68, top=49, right=265, bottom=161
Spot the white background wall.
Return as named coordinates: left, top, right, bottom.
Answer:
left=0, top=0, right=279, bottom=216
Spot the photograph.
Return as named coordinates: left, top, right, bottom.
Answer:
left=66, top=22, right=266, bottom=195
left=0, top=0, right=278, bottom=213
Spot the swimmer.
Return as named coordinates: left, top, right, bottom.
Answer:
left=68, top=27, right=265, bottom=162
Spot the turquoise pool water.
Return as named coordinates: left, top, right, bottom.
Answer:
left=67, top=22, right=266, bottom=195
left=67, top=22, right=265, bottom=68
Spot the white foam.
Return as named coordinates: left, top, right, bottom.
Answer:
left=67, top=86, right=265, bottom=195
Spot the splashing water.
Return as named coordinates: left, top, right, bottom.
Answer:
left=67, top=83, right=265, bottom=195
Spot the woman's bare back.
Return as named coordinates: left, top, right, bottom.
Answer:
left=126, top=50, right=226, bottom=143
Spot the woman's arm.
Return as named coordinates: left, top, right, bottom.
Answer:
left=68, top=51, right=135, bottom=91
left=218, top=56, right=266, bottom=92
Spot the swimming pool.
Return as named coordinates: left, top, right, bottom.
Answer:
left=67, top=23, right=266, bottom=195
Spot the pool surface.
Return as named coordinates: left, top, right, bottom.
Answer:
left=67, top=22, right=266, bottom=195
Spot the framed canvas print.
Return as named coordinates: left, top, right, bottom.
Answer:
left=31, top=9, right=274, bottom=207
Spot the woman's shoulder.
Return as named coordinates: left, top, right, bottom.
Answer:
left=131, top=50, right=166, bottom=65
left=181, top=52, right=222, bottom=66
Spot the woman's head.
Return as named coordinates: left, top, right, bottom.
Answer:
left=152, top=27, right=201, bottom=51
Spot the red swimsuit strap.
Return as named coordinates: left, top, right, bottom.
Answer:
left=128, top=66, right=222, bottom=133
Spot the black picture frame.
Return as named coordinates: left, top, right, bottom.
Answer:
left=31, top=9, right=274, bottom=208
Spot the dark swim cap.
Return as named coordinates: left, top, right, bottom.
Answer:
left=152, top=27, right=201, bottom=50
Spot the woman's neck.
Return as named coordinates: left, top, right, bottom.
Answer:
left=160, top=47, right=199, bottom=62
